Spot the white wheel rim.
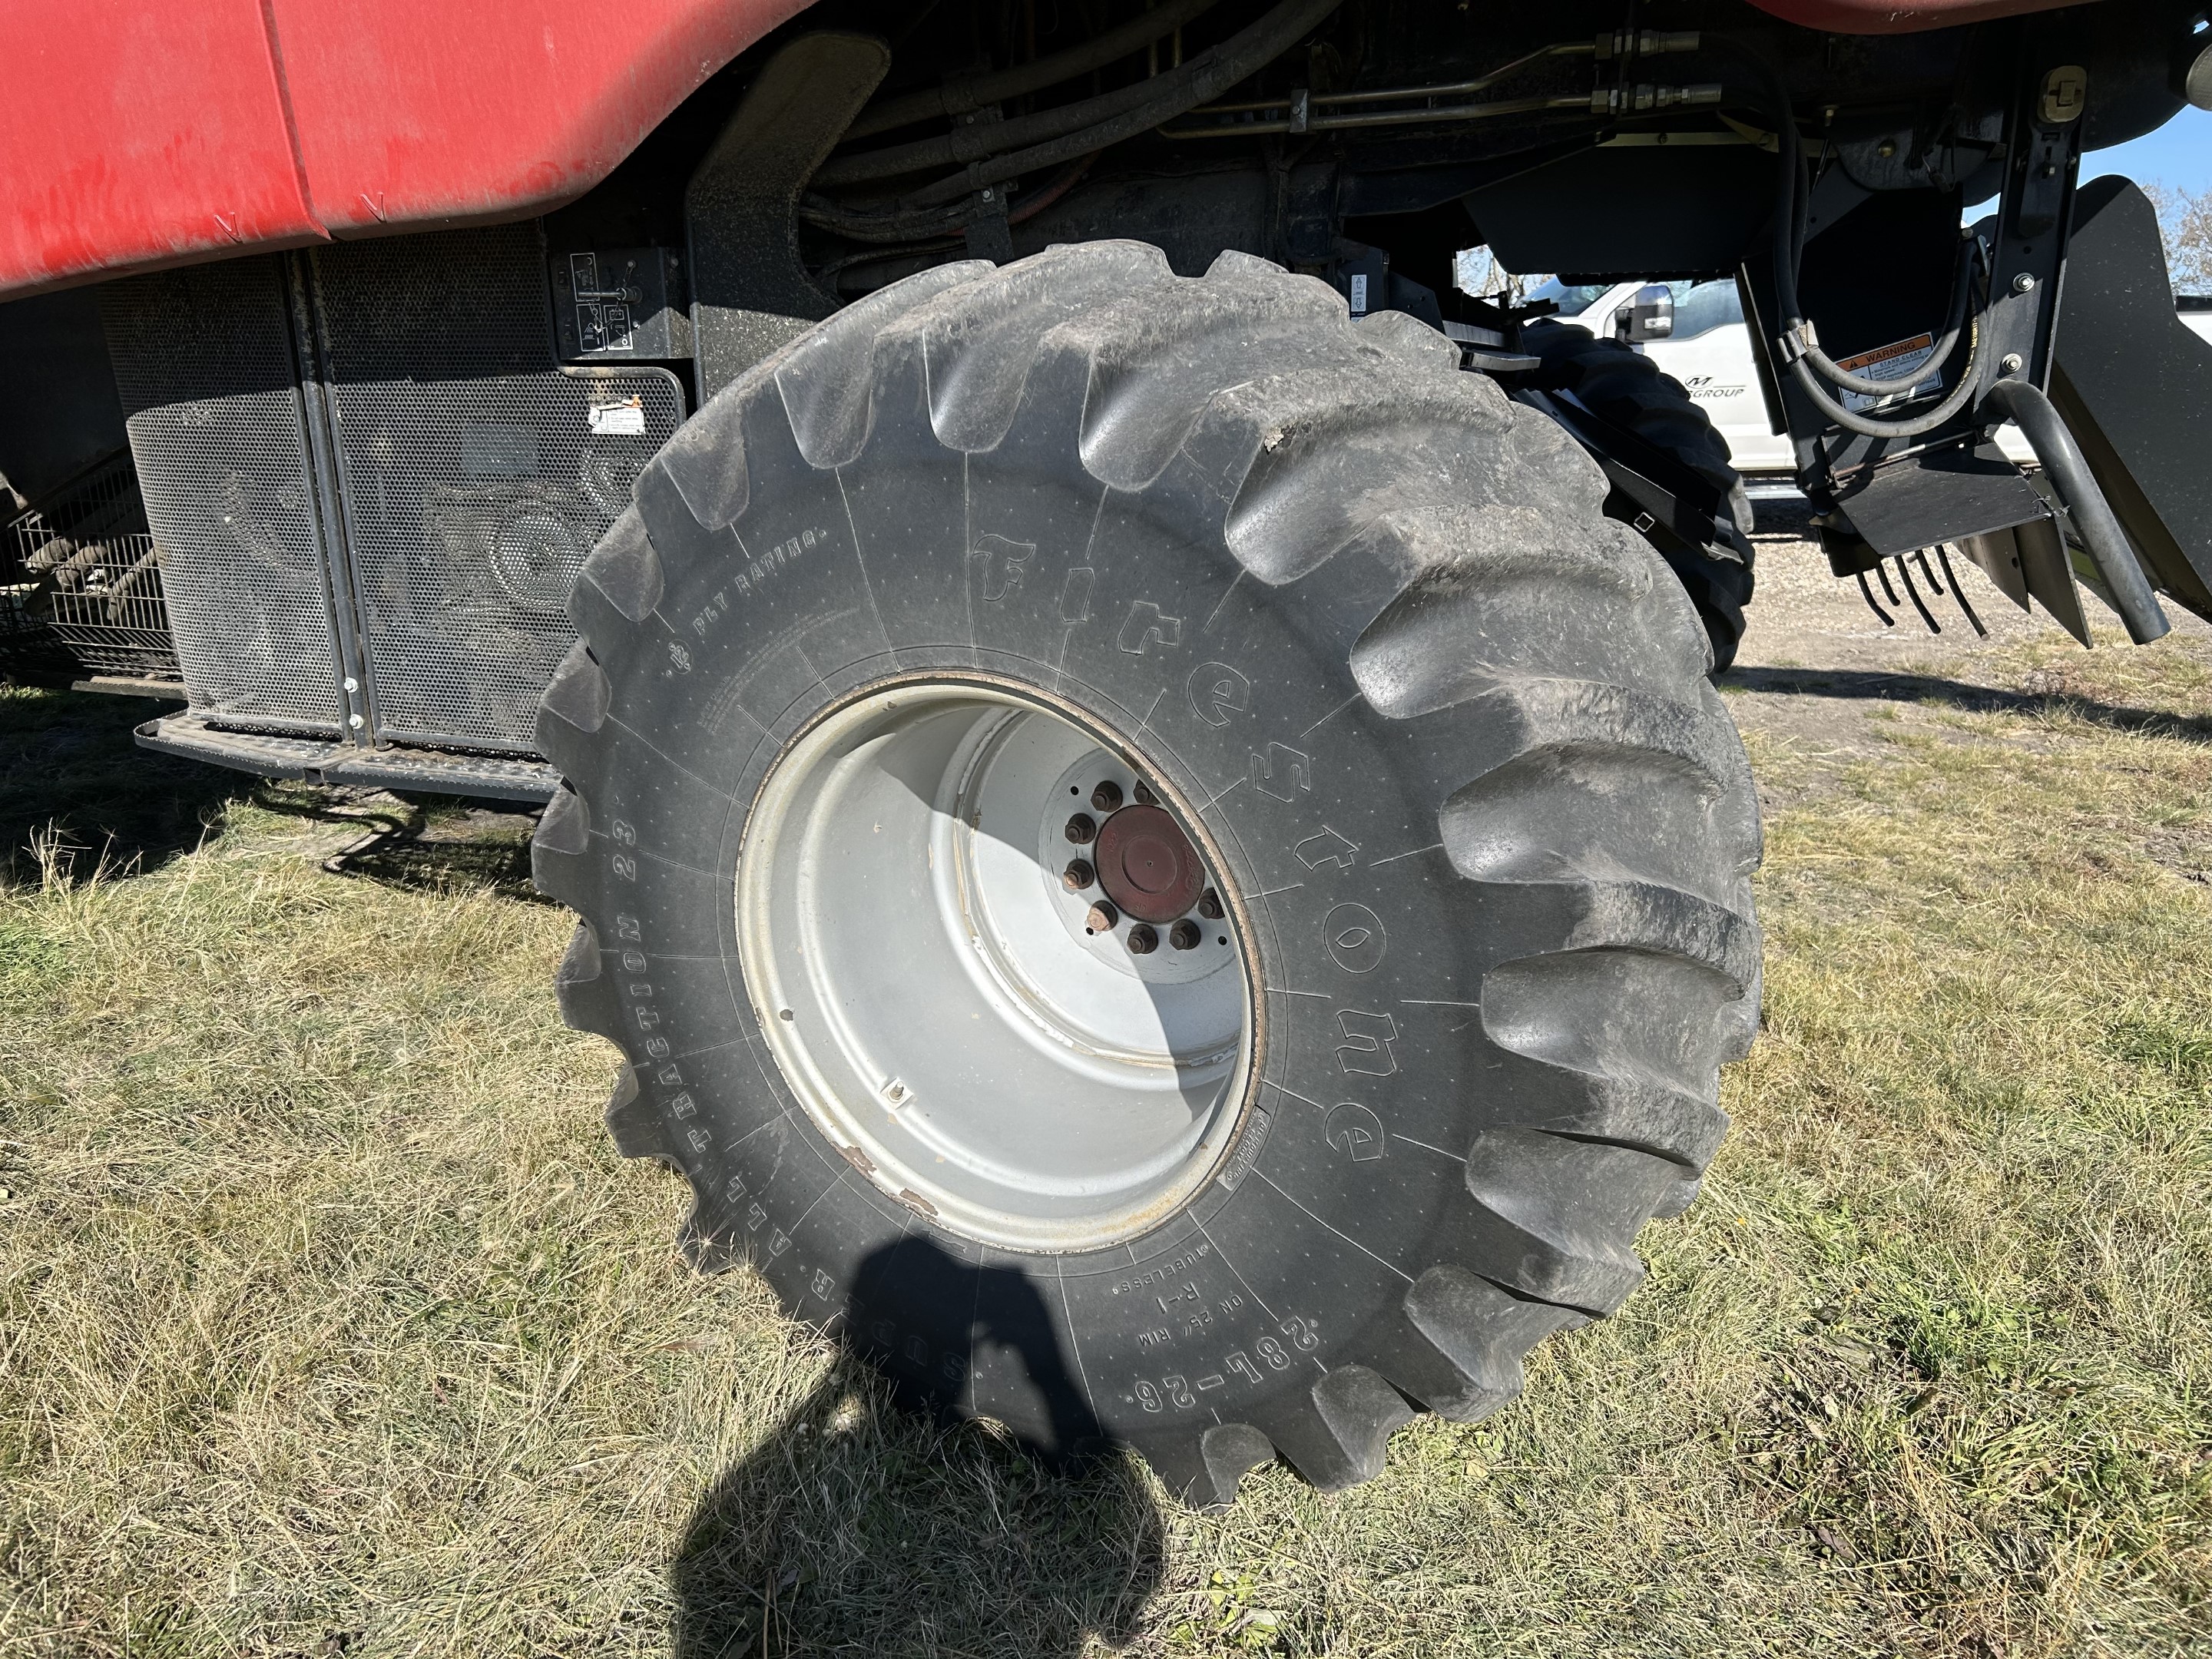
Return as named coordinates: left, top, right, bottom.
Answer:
left=737, top=679, right=1255, bottom=1250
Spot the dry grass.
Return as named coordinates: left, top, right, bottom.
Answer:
left=2, top=618, right=2209, bottom=1657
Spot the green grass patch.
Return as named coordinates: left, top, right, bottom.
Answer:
left=2, top=637, right=2209, bottom=1655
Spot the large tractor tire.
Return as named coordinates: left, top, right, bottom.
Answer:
left=531, top=243, right=1762, bottom=1502
left=1522, top=321, right=1758, bottom=671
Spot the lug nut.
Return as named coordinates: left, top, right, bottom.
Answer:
left=1063, top=859, right=1095, bottom=891
left=1170, top=919, right=1201, bottom=950
left=1126, top=922, right=1159, bottom=955
left=1132, top=780, right=1159, bottom=806
left=1065, top=812, right=1096, bottom=844
left=1085, top=900, right=1119, bottom=933
left=1196, top=887, right=1224, bottom=920
left=1091, top=780, right=1124, bottom=813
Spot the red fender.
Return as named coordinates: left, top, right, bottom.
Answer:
left=0, top=0, right=808, bottom=300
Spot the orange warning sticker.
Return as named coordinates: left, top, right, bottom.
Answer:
left=1835, top=332, right=1941, bottom=413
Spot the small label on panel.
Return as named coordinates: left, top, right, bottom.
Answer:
left=555, top=246, right=685, bottom=361
left=569, top=253, right=611, bottom=351
left=588, top=397, right=647, bottom=436
left=1348, top=273, right=1369, bottom=315
left=1836, top=332, right=1939, bottom=414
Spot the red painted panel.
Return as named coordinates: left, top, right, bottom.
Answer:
left=1741, top=0, right=2080, bottom=33
left=0, top=0, right=809, bottom=299
left=267, top=0, right=812, bottom=236
left=0, top=2, right=321, bottom=296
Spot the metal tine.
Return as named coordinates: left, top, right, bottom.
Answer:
left=1936, top=544, right=1988, bottom=637
left=1912, top=548, right=1946, bottom=594
left=1856, top=568, right=1896, bottom=627
left=1876, top=560, right=1903, bottom=607
left=1895, top=555, right=1942, bottom=632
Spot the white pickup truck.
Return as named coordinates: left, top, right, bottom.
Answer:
left=1535, top=276, right=2212, bottom=481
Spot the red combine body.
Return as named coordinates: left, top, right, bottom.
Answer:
left=3, top=0, right=2206, bottom=1502
left=1, top=1, right=808, bottom=297
left=0, top=0, right=2140, bottom=301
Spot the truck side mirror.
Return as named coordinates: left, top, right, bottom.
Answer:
left=1614, top=283, right=1674, bottom=343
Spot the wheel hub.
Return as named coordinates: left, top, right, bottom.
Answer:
left=1094, top=803, right=1204, bottom=923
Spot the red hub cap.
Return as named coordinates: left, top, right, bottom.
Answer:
left=1092, top=803, right=1204, bottom=924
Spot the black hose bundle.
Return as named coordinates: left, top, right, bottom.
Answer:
left=1709, top=41, right=1988, bottom=440
left=843, top=0, right=1220, bottom=142
left=804, top=0, right=1342, bottom=240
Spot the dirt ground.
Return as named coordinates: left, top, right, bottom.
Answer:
left=1724, top=500, right=2211, bottom=804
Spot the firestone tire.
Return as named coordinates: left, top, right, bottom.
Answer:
left=531, top=243, right=1763, bottom=1502
left=1522, top=320, right=1758, bottom=672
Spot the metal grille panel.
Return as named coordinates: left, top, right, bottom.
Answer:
left=2, top=453, right=180, bottom=678
left=101, top=259, right=343, bottom=731
left=313, top=226, right=683, bottom=750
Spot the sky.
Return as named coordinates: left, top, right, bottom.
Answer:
left=1962, top=103, right=2212, bottom=217
left=2085, top=103, right=2212, bottom=195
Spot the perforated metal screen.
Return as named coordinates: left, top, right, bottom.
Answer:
left=314, top=227, right=683, bottom=750
left=100, top=224, right=684, bottom=756
left=101, top=259, right=345, bottom=732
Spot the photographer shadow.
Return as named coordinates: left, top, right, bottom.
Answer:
left=670, top=1238, right=1165, bottom=1657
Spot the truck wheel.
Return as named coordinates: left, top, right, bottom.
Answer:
left=1522, top=322, right=1757, bottom=671
left=531, top=244, right=1762, bottom=1502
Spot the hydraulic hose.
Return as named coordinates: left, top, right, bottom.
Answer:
left=1700, top=41, right=1972, bottom=424
left=813, top=0, right=1341, bottom=194
left=1786, top=321, right=1986, bottom=439
left=1984, top=378, right=2172, bottom=643
left=1714, top=41, right=1988, bottom=439
left=1798, top=237, right=1978, bottom=397
left=844, top=0, right=1218, bottom=141
left=799, top=195, right=976, bottom=242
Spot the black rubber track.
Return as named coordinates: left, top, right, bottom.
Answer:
left=531, top=243, right=1763, bottom=1503
left=1522, top=320, right=1759, bottom=672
